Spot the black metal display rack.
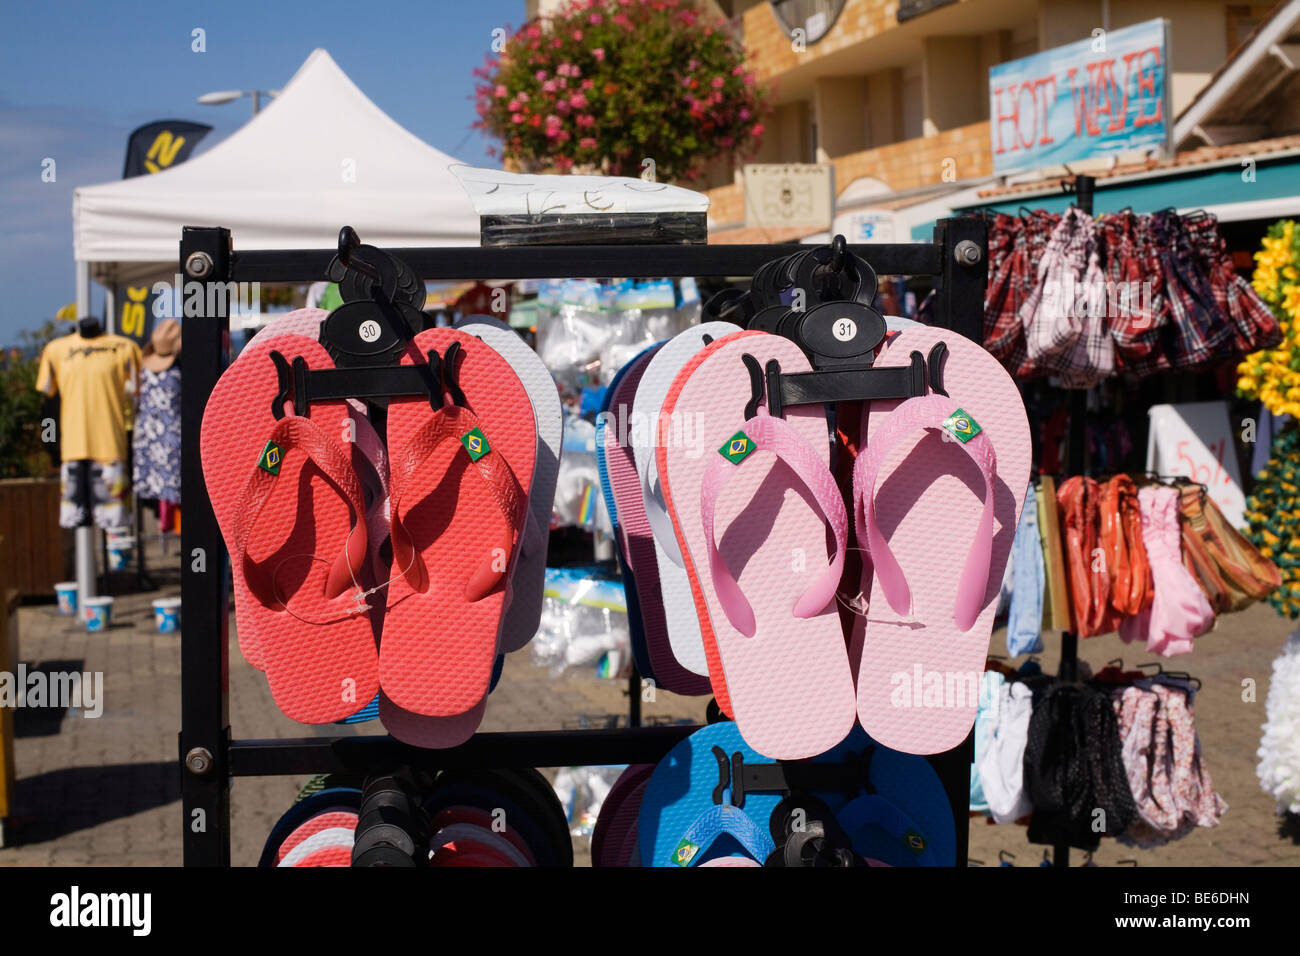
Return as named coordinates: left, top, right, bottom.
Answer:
left=178, top=218, right=988, bottom=866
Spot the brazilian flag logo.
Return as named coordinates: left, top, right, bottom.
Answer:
left=941, top=408, right=982, bottom=444
left=903, top=830, right=927, bottom=855
left=460, top=427, right=490, bottom=462
left=258, top=440, right=283, bottom=476
left=719, top=430, right=756, bottom=465
left=672, top=839, right=700, bottom=866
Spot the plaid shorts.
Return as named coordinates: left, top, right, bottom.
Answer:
left=1183, top=213, right=1282, bottom=357
left=985, top=212, right=1053, bottom=378
left=1157, top=212, right=1236, bottom=369
left=1056, top=245, right=1116, bottom=389
left=984, top=208, right=1268, bottom=382
left=1022, top=208, right=1097, bottom=378
left=1101, top=212, right=1172, bottom=376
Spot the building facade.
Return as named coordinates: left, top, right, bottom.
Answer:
left=699, top=0, right=1275, bottom=238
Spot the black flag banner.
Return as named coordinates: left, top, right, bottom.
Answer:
left=117, top=120, right=211, bottom=341
left=122, top=120, right=211, bottom=178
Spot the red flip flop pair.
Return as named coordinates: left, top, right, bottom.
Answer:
left=201, top=326, right=536, bottom=725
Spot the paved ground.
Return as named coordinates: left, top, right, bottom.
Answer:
left=0, top=554, right=1296, bottom=867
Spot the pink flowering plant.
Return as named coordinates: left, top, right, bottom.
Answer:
left=473, top=0, right=770, bottom=181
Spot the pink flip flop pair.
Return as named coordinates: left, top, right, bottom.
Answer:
left=202, top=314, right=540, bottom=734
left=654, top=325, right=1030, bottom=758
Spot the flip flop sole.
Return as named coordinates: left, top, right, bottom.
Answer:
left=631, top=322, right=743, bottom=689
left=455, top=314, right=563, bottom=655
left=590, top=763, right=654, bottom=867
left=378, top=691, right=487, bottom=749
left=429, top=805, right=538, bottom=865
left=277, top=826, right=357, bottom=866
left=285, top=845, right=353, bottom=867
left=275, top=810, right=359, bottom=864
left=258, top=788, right=362, bottom=867
left=600, top=346, right=712, bottom=697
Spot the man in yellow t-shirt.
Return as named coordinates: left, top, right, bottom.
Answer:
left=36, top=325, right=142, bottom=529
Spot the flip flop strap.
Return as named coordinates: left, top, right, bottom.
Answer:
left=596, top=410, right=619, bottom=526
left=699, top=413, right=847, bottom=638
left=640, top=440, right=686, bottom=567
left=231, top=415, right=369, bottom=610
left=836, top=794, right=935, bottom=864
left=389, top=404, right=526, bottom=602
left=854, top=394, right=997, bottom=632
left=673, top=804, right=775, bottom=866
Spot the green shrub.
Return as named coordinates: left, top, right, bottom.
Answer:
left=0, top=321, right=61, bottom=478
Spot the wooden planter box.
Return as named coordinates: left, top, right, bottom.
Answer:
left=0, top=478, right=65, bottom=598
left=0, top=586, right=16, bottom=843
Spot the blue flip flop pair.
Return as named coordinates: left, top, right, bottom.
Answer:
left=637, top=722, right=956, bottom=867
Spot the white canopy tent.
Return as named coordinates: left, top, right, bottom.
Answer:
left=72, top=48, right=480, bottom=301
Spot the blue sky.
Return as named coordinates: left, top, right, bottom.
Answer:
left=0, top=0, right=518, bottom=345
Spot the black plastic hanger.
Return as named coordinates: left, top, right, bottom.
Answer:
left=1136, top=662, right=1202, bottom=690
left=318, top=227, right=427, bottom=371
left=260, top=227, right=465, bottom=416
left=708, top=745, right=874, bottom=811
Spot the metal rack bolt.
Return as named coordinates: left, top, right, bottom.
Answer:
left=954, top=239, right=982, bottom=266
left=185, top=251, right=214, bottom=279
left=185, top=747, right=214, bottom=775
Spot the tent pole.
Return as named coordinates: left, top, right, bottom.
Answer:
left=73, top=261, right=97, bottom=615
left=75, top=260, right=90, bottom=316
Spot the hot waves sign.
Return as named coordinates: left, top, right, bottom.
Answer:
left=988, top=18, right=1172, bottom=176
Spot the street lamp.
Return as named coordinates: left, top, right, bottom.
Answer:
left=197, top=88, right=281, bottom=117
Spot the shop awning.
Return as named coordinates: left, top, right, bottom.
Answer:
left=910, top=135, right=1300, bottom=237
